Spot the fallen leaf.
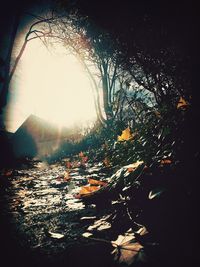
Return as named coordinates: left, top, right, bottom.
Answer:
left=149, top=188, right=165, bottom=199
left=118, top=127, right=133, bottom=142
left=80, top=216, right=97, bottom=221
left=125, top=161, right=144, bottom=170
left=103, top=157, right=110, bottom=167
left=160, top=159, right=172, bottom=165
left=66, top=161, right=72, bottom=169
left=82, top=232, right=93, bottom=238
left=77, top=185, right=100, bottom=198
left=111, top=234, right=143, bottom=266
left=79, top=151, right=84, bottom=158
left=88, top=178, right=108, bottom=187
left=82, top=156, right=88, bottom=163
left=87, top=215, right=112, bottom=231
left=177, top=96, right=188, bottom=109
left=154, top=111, right=161, bottom=118
left=64, top=171, right=71, bottom=181
left=48, top=232, right=64, bottom=239
left=136, top=226, right=148, bottom=236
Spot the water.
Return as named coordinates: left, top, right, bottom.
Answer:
left=0, top=161, right=112, bottom=267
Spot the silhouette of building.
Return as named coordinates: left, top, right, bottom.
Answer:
left=12, top=114, right=80, bottom=158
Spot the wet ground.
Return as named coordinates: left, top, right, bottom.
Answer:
left=0, top=161, right=115, bottom=267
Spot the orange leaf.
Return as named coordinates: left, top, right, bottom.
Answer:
left=160, top=159, right=172, bottom=164
left=88, top=178, right=108, bottom=186
left=78, top=185, right=100, bottom=197
left=127, top=167, right=134, bottom=173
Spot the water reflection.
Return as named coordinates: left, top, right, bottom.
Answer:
left=7, top=162, right=108, bottom=254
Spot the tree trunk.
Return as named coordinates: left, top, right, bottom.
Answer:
left=0, top=11, right=21, bottom=115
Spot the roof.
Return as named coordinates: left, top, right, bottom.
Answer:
left=13, top=114, right=76, bottom=143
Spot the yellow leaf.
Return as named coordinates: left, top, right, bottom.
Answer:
left=177, top=96, right=188, bottom=109
left=118, top=127, right=133, bottom=142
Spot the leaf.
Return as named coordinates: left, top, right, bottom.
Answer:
left=87, top=215, right=112, bottom=231
left=103, top=157, right=110, bottom=167
left=79, top=151, right=84, bottom=158
left=82, top=156, right=88, bottom=163
left=88, top=178, right=108, bottom=186
left=111, top=234, right=143, bottom=266
left=154, top=111, right=161, bottom=118
left=77, top=185, right=100, bottom=198
left=149, top=188, right=165, bottom=200
left=66, top=161, right=72, bottom=169
left=48, top=231, right=64, bottom=239
left=80, top=216, right=97, bottom=221
left=117, top=127, right=133, bottom=142
left=82, top=232, right=93, bottom=238
left=125, top=161, right=144, bottom=170
left=64, top=171, right=71, bottom=181
left=177, top=96, right=188, bottom=109
left=160, top=159, right=172, bottom=165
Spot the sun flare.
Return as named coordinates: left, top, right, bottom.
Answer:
left=5, top=39, right=97, bottom=132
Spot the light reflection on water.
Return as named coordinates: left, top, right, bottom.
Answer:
left=6, top=162, right=108, bottom=253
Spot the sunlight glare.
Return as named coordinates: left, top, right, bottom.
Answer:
left=6, top=39, right=97, bottom=132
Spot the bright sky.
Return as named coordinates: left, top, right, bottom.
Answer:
left=5, top=38, right=97, bottom=132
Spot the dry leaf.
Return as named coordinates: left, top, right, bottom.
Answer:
left=64, top=171, right=71, bottom=181
left=118, top=127, right=133, bottom=142
left=82, top=232, right=93, bottom=238
left=88, top=178, right=108, bottom=187
left=66, top=161, right=72, bottom=169
left=77, top=185, right=100, bottom=198
left=82, top=156, right=88, bottom=163
left=177, top=96, right=188, bottom=109
left=149, top=188, right=164, bottom=199
left=111, top=234, right=143, bottom=266
left=103, top=157, right=110, bottom=167
left=49, top=232, right=64, bottom=239
left=125, top=161, right=144, bottom=170
left=154, top=111, right=161, bottom=118
left=79, top=151, right=84, bottom=158
left=160, top=159, right=172, bottom=165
